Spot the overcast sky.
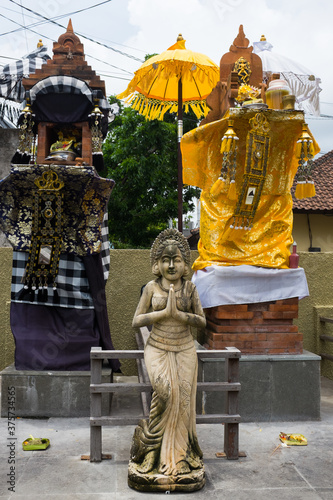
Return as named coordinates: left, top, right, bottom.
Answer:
left=1, top=0, right=333, bottom=155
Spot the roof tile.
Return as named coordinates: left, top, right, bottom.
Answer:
left=292, top=151, right=333, bottom=212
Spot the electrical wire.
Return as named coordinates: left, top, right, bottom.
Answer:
left=18, top=0, right=28, bottom=52
left=0, top=55, right=23, bottom=61
left=9, top=0, right=144, bottom=63
left=1, top=7, right=146, bottom=55
left=0, top=12, right=134, bottom=75
left=97, top=73, right=131, bottom=81
left=0, top=0, right=113, bottom=36
left=0, top=12, right=51, bottom=44
left=307, top=115, right=333, bottom=120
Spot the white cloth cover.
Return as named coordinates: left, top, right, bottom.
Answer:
left=192, top=265, right=309, bottom=308
left=253, top=40, right=322, bottom=116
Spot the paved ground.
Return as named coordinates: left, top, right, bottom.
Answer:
left=0, top=376, right=332, bottom=500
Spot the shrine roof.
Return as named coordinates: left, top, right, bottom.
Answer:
left=22, top=20, right=106, bottom=95
left=292, top=150, right=333, bottom=213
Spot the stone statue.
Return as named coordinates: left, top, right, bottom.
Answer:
left=128, top=228, right=206, bottom=493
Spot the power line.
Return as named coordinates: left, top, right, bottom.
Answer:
left=97, top=73, right=131, bottom=81
left=0, top=55, right=23, bottom=61
left=83, top=35, right=147, bottom=55
left=1, top=0, right=114, bottom=36
left=9, top=0, right=144, bottom=63
left=0, top=12, right=133, bottom=76
left=0, top=12, right=51, bottom=44
left=1, top=3, right=147, bottom=56
left=1, top=8, right=146, bottom=55
left=307, top=115, right=333, bottom=120
left=18, top=0, right=28, bottom=52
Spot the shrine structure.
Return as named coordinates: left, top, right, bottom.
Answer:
left=0, top=21, right=120, bottom=415
left=181, top=26, right=321, bottom=420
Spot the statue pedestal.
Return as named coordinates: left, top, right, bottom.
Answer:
left=0, top=364, right=112, bottom=417
left=192, top=265, right=309, bottom=355
left=204, top=298, right=303, bottom=354
left=197, top=350, right=321, bottom=422
left=128, top=461, right=205, bottom=493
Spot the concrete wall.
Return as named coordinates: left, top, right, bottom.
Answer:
left=293, top=213, right=333, bottom=252
left=297, top=251, right=333, bottom=379
left=1, top=247, right=333, bottom=379
left=0, top=248, right=15, bottom=370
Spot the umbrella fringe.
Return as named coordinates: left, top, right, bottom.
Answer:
left=154, top=103, right=163, bottom=120
left=150, top=102, right=158, bottom=120
left=132, top=96, right=142, bottom=112
left=121, top=92, right=211, bottom=121
left=190, top=102, right=205, bottom=120
left=139, top=98, right=146, bottom=115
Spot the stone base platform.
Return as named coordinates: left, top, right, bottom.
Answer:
left=197, top=350, right=321, bottom=422
left=0, top=364, right=112, bottom=418
left=128, top=461, right=205, bottom=493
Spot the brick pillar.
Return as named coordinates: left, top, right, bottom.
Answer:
left=204, top=297, right=303, bottom=354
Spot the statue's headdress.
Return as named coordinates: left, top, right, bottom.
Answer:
left=150, top=228, right=191, bottom=269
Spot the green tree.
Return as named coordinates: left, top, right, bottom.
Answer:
left=103, top=97, right=199, bottom=248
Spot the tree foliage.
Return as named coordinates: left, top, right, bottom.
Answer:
left=102, top=97, right=199, bottom=248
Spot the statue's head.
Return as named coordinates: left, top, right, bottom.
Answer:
left=150, top=228, right=191, bottom=278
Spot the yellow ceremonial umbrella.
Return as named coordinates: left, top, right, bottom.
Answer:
left=117, top=35, right=219, bottom=232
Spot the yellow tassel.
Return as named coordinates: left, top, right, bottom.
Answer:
left=160, top=105, right=169, bottom=121
left=132, top=97, right=140, bottom=111
left=139, top=99, right=146, bottom=115
left=221, top=119, right=239, bottom=154
left=210, top=177, right=225, bottom=197
left=170, top=103, right=178, bottom=114
left=136, top=98, right=144, bottom=112
left=152, top=104, right=161, bottom=120
left=142, top=105, right=149, bottom=118
left=295, top=140, right=303, bottom=158
left=295, top=182, right=305, bottom=199
left=192, top=103, right=203, bottom=120
left=296, top=124, right=314, bottom=160
left=147, top=103, right=154, bottom=119
left=221, top=137, right=230, bottom=154
left=228, top=180, right=237, bottom=200
left=303, top=182, right=316, bottom=198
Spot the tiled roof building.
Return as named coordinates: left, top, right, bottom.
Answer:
left=292, top=151, right=333, bottom=213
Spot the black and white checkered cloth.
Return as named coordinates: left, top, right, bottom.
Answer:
left=0, top=46, right=50, bottom=102
left=101, top=211, right=110, bottom=282
left=11, top=212, right=110, bottom=309
left=28, top=75, right=110, bottom=111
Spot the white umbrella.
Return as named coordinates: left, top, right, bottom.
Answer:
left=253, top=37, right=321, bottom=116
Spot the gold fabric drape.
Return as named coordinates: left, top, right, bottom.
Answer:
left=181, top=108, right=319, bottom=270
